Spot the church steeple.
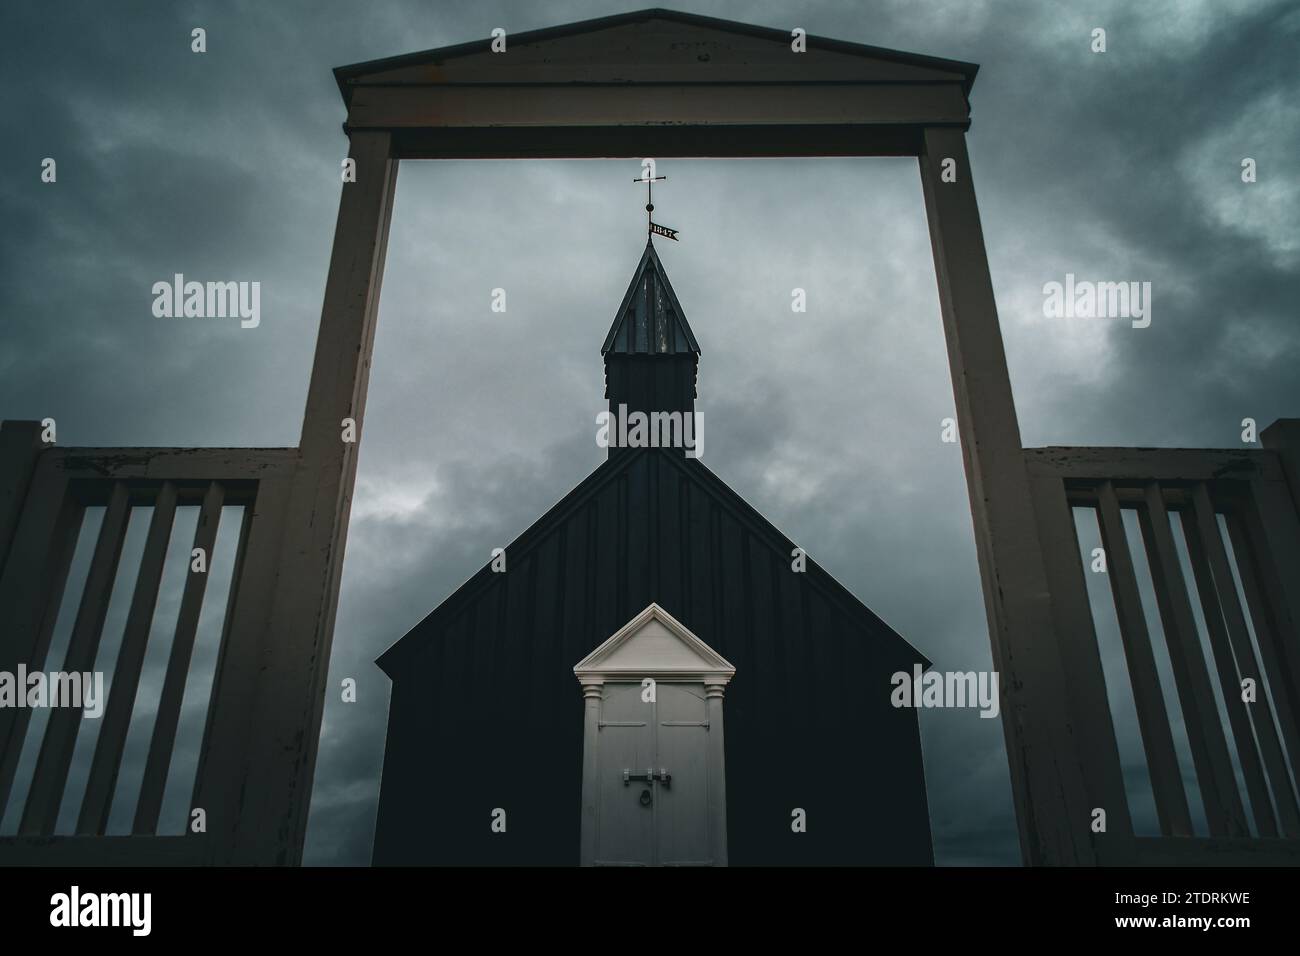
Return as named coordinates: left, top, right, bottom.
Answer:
left=602, top=239, right=699, bottom=357
left=602, top=240, right=700, bottom=459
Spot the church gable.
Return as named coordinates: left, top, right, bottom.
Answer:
left=377, top=447, right=923, bottom=676
left=374, top=446, right=934, bottom=866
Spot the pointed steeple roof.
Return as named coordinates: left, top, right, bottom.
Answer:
left=602, top=240, right=700, bottom=356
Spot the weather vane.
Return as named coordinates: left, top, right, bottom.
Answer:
left=635, top=161, right=679, bottom=241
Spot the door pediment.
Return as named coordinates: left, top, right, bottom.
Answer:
left=574, top=603, right=735, bottom=683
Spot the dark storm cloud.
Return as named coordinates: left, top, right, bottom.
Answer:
left=3, top=0, right=1296, bottom=866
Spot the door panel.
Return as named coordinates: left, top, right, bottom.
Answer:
left=655, top=683, right=712, bottom=865
left=594, top=681, right=713, bottom=866
left=594, top=682, right=655, bottom=865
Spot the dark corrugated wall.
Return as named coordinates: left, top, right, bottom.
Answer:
left=373, top=449, right=933, bottom=865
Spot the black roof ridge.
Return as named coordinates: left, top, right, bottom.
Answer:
left=376, top=447, right=928, bottom=674
left=660, top=451, right=926, bottom=668
left=375, top=451, right=629, bottom=673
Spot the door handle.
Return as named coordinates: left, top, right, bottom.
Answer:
left=623, top=768, right=671, bottom=788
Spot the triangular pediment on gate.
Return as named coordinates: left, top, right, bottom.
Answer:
left=573, top=603, right=736, bottom=683
left=334, top=9, right=977, bottom=99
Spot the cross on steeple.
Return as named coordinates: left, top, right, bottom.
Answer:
left=635, top=162, right=679, bottom=241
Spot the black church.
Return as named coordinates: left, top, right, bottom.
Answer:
left=373, top=239, right=933, bottom=865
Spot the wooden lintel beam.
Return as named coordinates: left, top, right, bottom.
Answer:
left=347, top=82, right=969, bottom=131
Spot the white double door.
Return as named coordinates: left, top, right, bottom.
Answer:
left=594, top=681, right=714, bottom=866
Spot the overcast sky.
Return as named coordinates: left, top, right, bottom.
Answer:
left=3, top=0, right=1298, bottom=866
